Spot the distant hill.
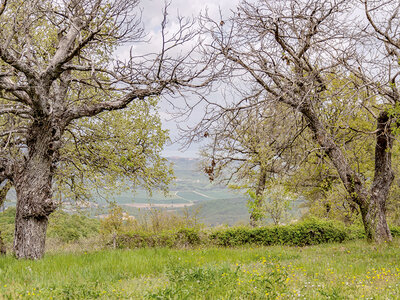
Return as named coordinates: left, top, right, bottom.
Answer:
left=2, top=157, right=251, bottom=225
left=115, top=157, right=250, bottom=225
left=3, top=157, right=307, bottom=225
left=190, top=198, right=250, bottom=226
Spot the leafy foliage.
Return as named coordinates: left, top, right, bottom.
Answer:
left=115, top=228, right=202, bottom=249
left=106, top=215, right=400, bottom=249
left=247, top=184, right=295, bottom=225
left=56, top=98, right=173, bottom=203
left=47, top=211, right=100, bottom=243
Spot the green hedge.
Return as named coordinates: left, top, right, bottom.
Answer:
left=345, top=225, right=400, bottom=240
left=2, top=206, right=400, bottom=249
left=115, top=219, right=350, bottom=248
left=109, top=218, right=400, bottom=249
left=208, top=220, right=400, bottom=247
left=209, top=218, right=348, bottom=247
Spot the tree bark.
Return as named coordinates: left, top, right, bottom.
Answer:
left=359, top=111, right=393, bottom=242
left=360, top=196, right=392, bottom=243
left=13, top=119, right=57, bottom=259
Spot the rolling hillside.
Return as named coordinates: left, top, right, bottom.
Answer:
left=2, top=157, right=250, bottom=225
left=2, top=157, right=309, bottom=225
left=113, top=157, right=250, bottom=225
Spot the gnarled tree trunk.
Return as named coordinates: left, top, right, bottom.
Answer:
left=359, top=111, right=394, bottom=242
left=13, top=119, right=57, bottom=259
left=360, top=197, right=392, bottom=243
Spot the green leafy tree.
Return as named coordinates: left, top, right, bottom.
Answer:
left=99, top=205, right=133, bottom=248
left=55, top=97, right=173, bottom=204
left=0, top=0, right=205, bottom=259
left=247, top=185, right=294, bottom=226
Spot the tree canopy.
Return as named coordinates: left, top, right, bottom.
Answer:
left=194, top=0, right=400, bottom=242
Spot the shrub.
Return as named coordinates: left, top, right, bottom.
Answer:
left=175, top=228, right=201, bottom=246
left=47, top=211, right=100, bottom=243
left=390, top=226, right=400, bottom=237
left=112, top=219, right=400, bottom=249
left=210, top=218, right=348, bottom=247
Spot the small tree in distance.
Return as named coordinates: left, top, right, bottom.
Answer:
left=247, top=184, right=294, bottom=226
left=262, top=186, right=294, bottom=226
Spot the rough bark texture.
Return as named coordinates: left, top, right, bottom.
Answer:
left=13, top=212, right=48, bottom=259
left=13, top=119, right=57, bottom=259
left=360, top=112, right=393, bottom=242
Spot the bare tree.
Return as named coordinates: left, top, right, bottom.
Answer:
left=196, top=0, right=400, bottom=242
left=0, top=0, right=208, bottom=259
left=199, top=101, right=307, bottom=226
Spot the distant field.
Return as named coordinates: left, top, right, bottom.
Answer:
left=190, top=197, right=250, bottom=225
left=85, top=158, right=250, bottom=225
left=0, top=240, right=399, bottom=299
left=123, top=202, right=194, bottom=209
left=176, top=191, right=211, bottom=202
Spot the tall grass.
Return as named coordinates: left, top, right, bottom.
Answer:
left=0, top=239, right=399, bottom=299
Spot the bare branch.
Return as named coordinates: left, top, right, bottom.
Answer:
left=65, top=87, right=163, bottom=122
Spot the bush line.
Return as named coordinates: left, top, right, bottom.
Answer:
left=113, top=218, right=400, bottom=249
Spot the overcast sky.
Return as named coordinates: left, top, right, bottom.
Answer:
left=137, top=0, right=240, bottom=158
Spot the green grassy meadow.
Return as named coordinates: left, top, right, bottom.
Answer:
left=0, top=239, right=399, bottom=299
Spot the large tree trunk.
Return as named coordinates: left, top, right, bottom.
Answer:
left=360, top=111, right=394, bottom=242
left=13, top=119, right=57, bottom=259
left=13, top=161, right=55, bottom=259
left=360, top=196, right=392, bottom=243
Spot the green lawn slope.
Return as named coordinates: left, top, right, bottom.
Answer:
left=0, top=240, right=399, bottom=299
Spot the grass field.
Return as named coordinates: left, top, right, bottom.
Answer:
left=0, top=239, right=399, bottom=299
